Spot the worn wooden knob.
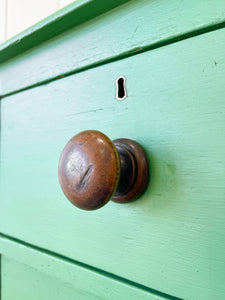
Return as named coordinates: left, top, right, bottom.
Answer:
left=58, top=130, right=149, bottom=210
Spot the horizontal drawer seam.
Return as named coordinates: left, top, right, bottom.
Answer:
left=0, top=233, right=182, bottom=300
left=1, top=20, right=225, bottom=100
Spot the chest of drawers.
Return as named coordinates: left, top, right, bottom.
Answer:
left=1, top=1, right=225, bottom=299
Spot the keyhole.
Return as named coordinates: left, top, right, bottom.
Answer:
left=116, top=76, right=127, bottom=100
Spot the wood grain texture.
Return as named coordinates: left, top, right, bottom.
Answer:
left=0, top=28, right=225, bottom=299
left=1, top=0, right=225, bottom=96
left=0, top=0, right=130, bottom=63
left=6, top=0, right=60, bottom=40
left=0, top=238, right=168, bottom=300
left=2, top=257, right=101, bottom=300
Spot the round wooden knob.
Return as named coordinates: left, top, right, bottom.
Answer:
left=58, top=130, right=149, bottom=210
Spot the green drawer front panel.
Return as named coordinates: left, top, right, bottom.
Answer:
left=0, top=237, right=164, bottom=300
left=2, top=258, right=161, bottom=300
left=1, top=28, right=225, bottom=299
left=1, top=0, right=225, bottom=96
left=2, top=256, right=99, bottom=300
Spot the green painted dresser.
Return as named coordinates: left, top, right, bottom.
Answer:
left=0, top=1, right=225, bottom=299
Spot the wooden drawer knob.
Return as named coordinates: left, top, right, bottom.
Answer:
left=58, top=130, right=149, bottom=210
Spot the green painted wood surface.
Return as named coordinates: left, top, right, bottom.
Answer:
left=1, top=0, right=225, bottom=96
left=0, top=0, right=130, bottom=64
left=1, top=28, right=225, bottom=299
left=0, top=236, right=170, bottom=300
left=2, top=257, right=103, bottom=300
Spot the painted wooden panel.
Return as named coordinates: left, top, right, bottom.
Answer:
left=1, top=0, right=225, bottom=96
left=0, top=0, right=130, bottom=63
left=0, top=237, right=170, bottom=300
left=0, top=28, right=225, bottom=299
left=2, top=257, right=101, bottom=300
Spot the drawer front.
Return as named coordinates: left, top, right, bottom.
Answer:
left=2, top=256, right=97, bottom=300
left=1, top=28, right=225, bottom=299
left=1, top=253, right=160, bottom=300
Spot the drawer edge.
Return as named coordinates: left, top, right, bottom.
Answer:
left=0, top=234, right=180, bottom=300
